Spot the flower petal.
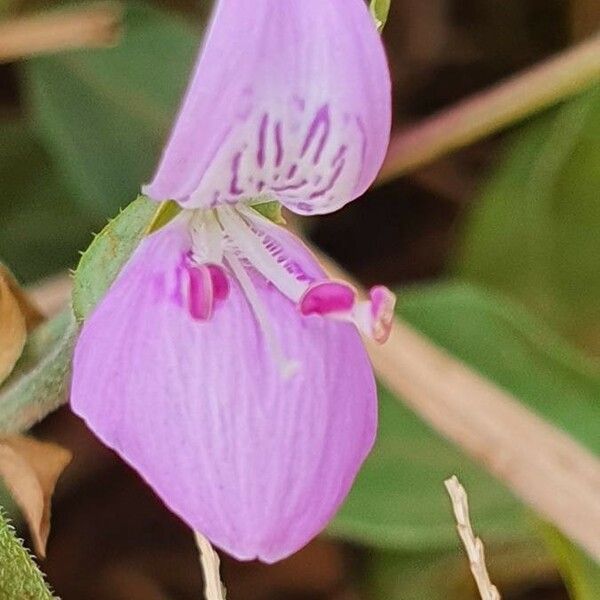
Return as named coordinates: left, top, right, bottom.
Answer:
left=143, top=0, right=391, bottom=215
left=70, top=219, right=377, bottom=562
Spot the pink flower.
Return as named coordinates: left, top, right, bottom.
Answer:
left=71, top=0, right=393, bottom=562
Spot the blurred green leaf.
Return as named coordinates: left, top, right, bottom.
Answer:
left=0, top=508, right=56, bottom=599
left=24, top=3, right=199, bottom=217
left=73, top=195, right=157, bottom=321
left=455, top=84, right=600, bottom=351
left=331, top=282, right=600, bottom=549
left=0, top=310, right=77, bottom=434
left=0, top=120, right=98, bottom=283
left=541, top=525, right=600, bottom=600
left=367, top=550, right=468, bottom=600
left=365, top=542, right=555, bottom=600
left=330, top=380, right=527, bottom=549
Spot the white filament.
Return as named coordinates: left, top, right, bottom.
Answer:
left=216, top=205, right=307, bottom=302
left=225, top=249, right=299, bottom=380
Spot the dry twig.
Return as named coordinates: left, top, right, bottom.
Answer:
left=445, top=476, right=501, bottom=600
left=0, top=3, right=122, bottom=64
left=194, top=532, right=227, bottom=600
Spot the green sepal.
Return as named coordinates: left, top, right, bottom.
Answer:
left=146, top=200, right=182, bottom=234
left=251, top=201, right=286, bottom=225
left=72, top=196, right=158, bottom=321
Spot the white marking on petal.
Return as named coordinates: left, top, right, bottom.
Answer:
left=226, top=250, right=299, bottom=379
left=188, top=100, right=366, bottom=215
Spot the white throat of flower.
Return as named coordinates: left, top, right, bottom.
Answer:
left=183, top=204, right=395, bottom=377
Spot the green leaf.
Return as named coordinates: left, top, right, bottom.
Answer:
left=72, top=195, right=158, bottom=321
left=331, top=282, right=600, bottom=549
left=0, top=508, right=56, bottom=599
left=330, top=384, right=528, bottom=550
left=23, top=3, right=199, bottom=217
left=541, top=525, right=600, bottom=600
left=370, top=0, right=391, bottom=31
left=0, top=119, right=99, bottom=283
left=455, top=84, right=600, bottom=351
left=0, top=309, right=77, bottom=435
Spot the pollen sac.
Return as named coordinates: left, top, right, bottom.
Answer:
left=299, top=280, right=396, bottom=344
left=180, top=259, right=230, bottom=321
left=299, top=281, right=356, bottom=316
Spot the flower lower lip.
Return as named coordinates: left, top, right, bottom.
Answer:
left=70, top=212, right=379, bottom=562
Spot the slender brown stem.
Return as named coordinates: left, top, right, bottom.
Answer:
left=0, top=3, right=122, bottom=64
left=378, top=33, right=600, bottom=183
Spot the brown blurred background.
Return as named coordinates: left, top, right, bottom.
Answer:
left=2, top=0, right=599, bottom=598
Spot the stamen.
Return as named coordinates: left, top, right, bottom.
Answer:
left=216, top=205, right=309, bottom=301
left=181, top=260, right=230, bottom=322
left=185, top=262, right=214, bottom=320
left=300, top=281, right=396, bottom=344
left=350, top=286, right=396, bottom=344
left=369, top=286, right=395, bottom=343
left=226, top=250, right=299, bottom=379
left=299, top=281, right=355, bottom=316
left=208, top=264, right=230, bottom=301
left=184, top=204, right=393, bottom=358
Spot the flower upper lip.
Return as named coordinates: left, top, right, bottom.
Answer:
left=142, top=0, right=391, bottom=215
